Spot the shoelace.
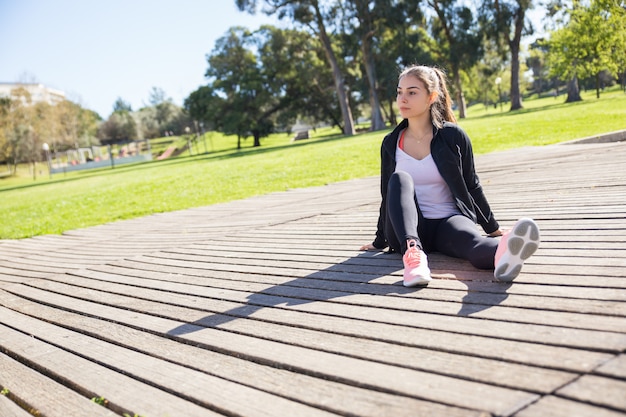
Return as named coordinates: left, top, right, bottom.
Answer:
left=404, top=242, right=422, bottom=268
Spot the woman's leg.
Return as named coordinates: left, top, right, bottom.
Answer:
left=433, top=215, right=498, bottom=270
left=387, top=171, right=431, bottom=286
left=385, top=171, right=421, bottom=254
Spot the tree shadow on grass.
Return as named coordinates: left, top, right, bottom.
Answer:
left=167, top=250, right=512, bottom=337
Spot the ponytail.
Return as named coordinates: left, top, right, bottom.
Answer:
left=431, top=68, right=456, bottom=127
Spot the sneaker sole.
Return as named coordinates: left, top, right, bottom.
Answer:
left=494, top=218, right=540, bottom=282
left=403, top=273, right=432, bottom=287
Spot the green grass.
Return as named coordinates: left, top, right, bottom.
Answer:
left=1, top=87, right=624, bottom=239
left=460, top=87, right=626, bottom=153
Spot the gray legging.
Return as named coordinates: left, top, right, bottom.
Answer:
left=385, top=171, right=498, bottom=270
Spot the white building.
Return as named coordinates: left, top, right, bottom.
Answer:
left=0, top=82, right=66, bottom=106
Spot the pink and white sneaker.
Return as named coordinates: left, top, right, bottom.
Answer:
left=403, top=239, right=432, bottom=287
left=494, top=218, right=540, bottom=281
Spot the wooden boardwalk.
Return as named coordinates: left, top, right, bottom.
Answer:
left=0, top=140, right=625, bottom=417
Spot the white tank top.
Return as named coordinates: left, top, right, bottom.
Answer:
left=395, top=145, right=461, bottom=219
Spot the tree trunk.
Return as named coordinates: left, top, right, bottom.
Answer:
left=387, top=99, right=397, bottom=126
left=355, top=0, right=385, bottom=132
left=566, top=76, right=582, bottom=102
left=314, top=4, right=355, bottom=136
left=253, top=131, right=261, bottom=147
left=508, top=5, right=525, bottom=111
left=453, top=68, right=467, bottom=119
left=595, top=73, right=601, bottom=99
left=362, top=40, right=386, bottom=131
left=509, top=43, right=523, bottom=110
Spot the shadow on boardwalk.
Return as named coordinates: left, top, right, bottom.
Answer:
left=168, top=251, right=512, bottom=336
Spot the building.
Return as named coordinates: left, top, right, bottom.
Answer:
left=0, top=82, right=66, bottom=106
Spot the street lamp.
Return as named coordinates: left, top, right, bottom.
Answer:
left=185, top=126, right=193, bottom=156
left=42, top=142, right=52, bottom=178
left=495, top=77, right=503, bottom=113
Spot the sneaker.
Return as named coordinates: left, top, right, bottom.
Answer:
left=403, top=239, right=432, bottom=287
left=494, top=218, right=540, bottom=282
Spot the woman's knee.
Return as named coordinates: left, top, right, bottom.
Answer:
left=388, top=171, right=414, bottom=196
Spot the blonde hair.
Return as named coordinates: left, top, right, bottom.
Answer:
left=399, top=65, right=456, bottom=128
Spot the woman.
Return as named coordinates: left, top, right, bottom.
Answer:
left=360, top=65, right=540, bottom=287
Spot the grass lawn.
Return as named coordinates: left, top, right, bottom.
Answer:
left=1, top=87, right=625, bottom=239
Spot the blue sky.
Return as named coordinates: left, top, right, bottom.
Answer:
left=0, top=0, right=281, bottom=118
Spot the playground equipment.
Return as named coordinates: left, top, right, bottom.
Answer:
left=49, top=140, right=152, bottom=174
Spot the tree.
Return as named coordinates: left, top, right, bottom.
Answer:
left=187, top=26, right=326, bottom=148
left=527, top=40, right=552, bottom=95
left=97, top=111, right=138, bottom=144
left=480, top=0, right=535, bottom=110
left=0, top=87, right=46, bottom=178
left=0, top=92, right=29, bottom=173
left=256, top=25, right=342, bottom=129
left=207, top=26, right=273, bottom=147
left=112, top=97, right=132, bottom=113
left=545, top=0, right=626, bottom=100
left=0, top=86, right=99, bottom=177
left=343, top=0, right=386, bottom=131
left=366, top=0, right=432, bottom=125
left=429, top=0, right=483, bottom=118
left=148, top=87, right=168, bottom=106
left=54, top=100, right=99, bottom=149
left=236, top=0, right=357, bottom=136
left=147, top=87, right=175, bottom=130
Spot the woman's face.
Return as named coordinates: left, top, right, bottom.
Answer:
left=396, top=74, right=432, bottom=120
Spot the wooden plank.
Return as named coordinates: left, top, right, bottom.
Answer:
left=50, top=265, right=626, bottom=353
left=1, top=278, right=614, bottom=375
left=556, top=375, right=626, bottom=412
left=0, top=291, right=486, bottom=417
left=144, top=247, right=626, bottom=300
left=594, top=354, right=626, bottom=379
left=0, top=309, right=337, bottom=417
left=0, top=284, right=577, bottom=394
left=0, top=286, right=539, bottom=416
left=78, top=257, right=626, bottom=334
left=0, top=393, right=40, bottom=417
left=0, top=348, right=116, bottom=417
left=515, top=395, right=626, bottom=417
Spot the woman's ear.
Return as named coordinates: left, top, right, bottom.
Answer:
left=429, top=91, right=439, bottom=105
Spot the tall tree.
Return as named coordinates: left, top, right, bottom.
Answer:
left=112, top=97, right=132, bottom=113
left=545, top=0, right=626, bottom=100
left=186, top=26, right=331, bottom=147
left=368, top=0, right=431, bottom=125
left=429, top=0, right=483, bottom=118
left=0, top=87, right=99, bottom=176
left=480, top=0, right=535, bottom=110
left=236, top=0, right=356, bottom=136
left=0, top=89, right=30, bottom=174
left=147, top=87, right=175, bottom=130
left=344, top=0, right=386, bottom=131
left=97, top=111, right=138, bottom=144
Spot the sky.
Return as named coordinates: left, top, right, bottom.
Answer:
left=0, top=0, right=282, bottom=118
left=1, top=1, right=549, bottom=120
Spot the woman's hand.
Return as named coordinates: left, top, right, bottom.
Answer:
left=359, top=243, right=376, bottom=251
left=488, top=229, right=503, bottom=237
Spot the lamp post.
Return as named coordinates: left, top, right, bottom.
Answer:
left=495, top=77, right=503, bottom=113
left=185, top=126, right=193, bottom=156
left=42, top=142, right=52, bottom=178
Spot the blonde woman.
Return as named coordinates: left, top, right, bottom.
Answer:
left=360, top=65, right=540, bottom=286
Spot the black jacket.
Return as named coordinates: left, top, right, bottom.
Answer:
left=373, top=119, right=500, bottom=249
